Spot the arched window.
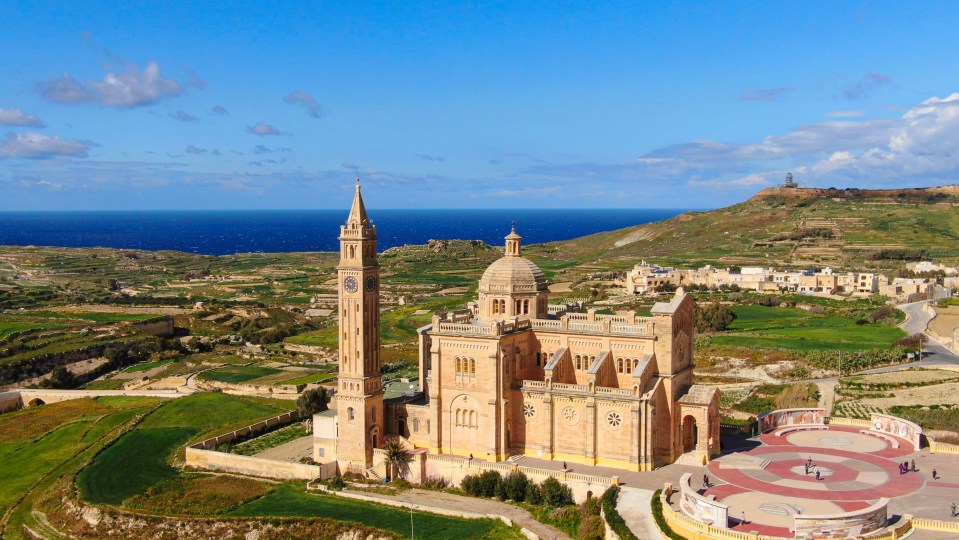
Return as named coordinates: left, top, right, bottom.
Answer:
left=617, top=358, right=623, bottom=373
left=470, top=359, right=476, bottom=376
left=456, top=409, right=462, bottom=426
left=492, top=300, right=499, bottom=314
left=413, top=419, right=420, bottom=432
left=469, top=410, right=476, bottom=426
left=523, top=299, right=529, bottom=314
left=499, top=299, right=506, bottom=313
left=516, top=300, right=521, bottom=313
left=347, top=407, right=355, bottom=421
left=626, top=359, right=633, bottom=374
left=349, top=245, right=356, bottom=258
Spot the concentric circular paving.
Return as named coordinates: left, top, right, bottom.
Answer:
left=700, top=426, right=920, bottom=537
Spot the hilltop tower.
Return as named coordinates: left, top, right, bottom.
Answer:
left=336, top=179, right=384, bottom=469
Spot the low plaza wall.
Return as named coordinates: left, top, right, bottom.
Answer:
left=793, top=498, right=888, bottom=539
left=677, top=473, right=728, bottom=529
left=758, top=408, right=826, bottom=434
left=869, top=413, right=922, bottom=449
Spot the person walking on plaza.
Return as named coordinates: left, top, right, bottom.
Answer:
left=933, top=468, right=938, bottom=480
left=951, top=502, right=956, bottom=517
left=703, top=474, right=709, bottom=488
left=815, top=470, right=821, bottom=481
left=911, top=459, right=916, bottom=472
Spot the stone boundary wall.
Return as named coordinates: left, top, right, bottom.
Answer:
left=184, top=410, right=327, bottom=481
left=194, top=378, right=305, bottom=396
left=758, top=408, right=826, bottom=434
left=410, top=452, right=617, bottom=503
left=793, top=498, right=888, bottom=539
left=0, top=388, right=187, bottom=411
left=189, top=411, right=298, bottom=450
left=185, top=447, right=321, bottom=481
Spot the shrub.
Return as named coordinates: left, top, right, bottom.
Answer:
left=420, top=475, right=449, bottom=490
left=524, top=480, right=543, bottom=505
left=497, top=471, right=531, bottom=502
left=541, top=476, right=574, bottom=507
left=461, top=470, right=503, bottom=498
left=651, top=489, right=686, bottom=540
left=328, top=473, right=345, bottom=491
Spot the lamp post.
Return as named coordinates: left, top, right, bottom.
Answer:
left=410, top=503, right=415, bottom=539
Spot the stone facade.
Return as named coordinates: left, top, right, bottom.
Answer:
left=324, top=185, right=720, bottom=473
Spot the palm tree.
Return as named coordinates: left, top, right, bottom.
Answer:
left=384, top=436, right=413, bottom=481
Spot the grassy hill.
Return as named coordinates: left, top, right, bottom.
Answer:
left=527, top=184, right=959, bottom=275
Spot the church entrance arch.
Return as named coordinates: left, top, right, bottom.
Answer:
left=682, top=415, right=698, bottom=452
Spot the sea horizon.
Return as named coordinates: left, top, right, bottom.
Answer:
left=0, top=208, right=691, bottom=256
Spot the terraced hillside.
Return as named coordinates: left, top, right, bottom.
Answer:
left=528, top=185, right=959, bottom=276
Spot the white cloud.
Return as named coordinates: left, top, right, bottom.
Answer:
left=283, top=91, right=324, bottom=118
left=37, top=61, right=184, bottom=108
left=0, top=107, right=45, bottom=127
left=0, top=132, right=90, bottom=159
left=247, top=122, right=283, bottom=136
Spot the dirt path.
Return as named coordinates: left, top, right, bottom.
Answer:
left=254, top=435, right=313, bottom=462
left=348, top=488, right=571, bottom=540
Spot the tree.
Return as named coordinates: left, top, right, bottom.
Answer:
left=541, top=476, right=574, bottom=507
left=46, top=366, right=77, bottom=389
left=497, top=471, right=531, bottom=502
left=296, top=387, right=330, bottom=418
left=695, top=303, right=737, bottom=333
left=383, top=436, right=413, bottom=480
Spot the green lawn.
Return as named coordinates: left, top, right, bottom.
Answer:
left=22, top=311, right=161, bottom=323
left=709, top=305, right=906, bottom=352
left=229, top=484, right=506, bottom=540
left=198, top=365, right=283, bottom=384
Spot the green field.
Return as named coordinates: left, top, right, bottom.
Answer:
left=123, top=359, right=174, bottom=372
left=230, top=484, right=512, bottom=539
left=199, top=365, right=283, bottom=383
left=276, top=371, right=337, bottom=386
left=708, top=305, right=906, bottom=352
left=78, top=393, right=292, bottom=505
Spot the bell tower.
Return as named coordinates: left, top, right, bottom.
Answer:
left=336, top=179, right=384, bottom=468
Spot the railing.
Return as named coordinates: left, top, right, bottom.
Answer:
left=552, top=382, right=589, bottom=392
left=830, top=416, right=872, bottom=428
left=568, top=322, right=605, bottom=333
left=609, top=323, right=653, bottom=335
left=596, top=387, right=633, bottom=396
left=437, top=322, right=493, bottom=335
left=530, top=319, right=562, bottom=330
left=913, top=517, right=959, bottom=533
left=520, top=380, right=546, bottom=389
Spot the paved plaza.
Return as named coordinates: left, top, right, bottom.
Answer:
left=697, top=426, right=959, bottom=537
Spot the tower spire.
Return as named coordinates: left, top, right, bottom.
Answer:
left=347, top=178, right=370, bottom=226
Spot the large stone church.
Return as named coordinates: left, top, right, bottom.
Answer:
left=316, top=182, right=720, bottom=474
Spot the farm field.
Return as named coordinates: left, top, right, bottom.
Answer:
left=198, top=365, right=283, bottom=384
left=708, top=305, right=906, bottom=352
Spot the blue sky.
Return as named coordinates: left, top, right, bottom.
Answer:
left=2, top=1, right=959, bottom=210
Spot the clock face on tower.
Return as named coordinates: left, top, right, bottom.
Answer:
left=344, top=276, right=358, bottom=293
left=365, top=276, right=377, bottom=292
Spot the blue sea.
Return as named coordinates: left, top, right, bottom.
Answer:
left=0, top=209, right=686, bottom=256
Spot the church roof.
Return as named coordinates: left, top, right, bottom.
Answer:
left=678, top=384, right=718, bottom=405
left=651, top=288, right=689, bottom=314
left=480, top=256, right=548, bottom=292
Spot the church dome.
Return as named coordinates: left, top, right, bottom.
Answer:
left=479, top=255, right=548, bottom=294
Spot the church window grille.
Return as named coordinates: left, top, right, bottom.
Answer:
left=606, top=410, right=623, bottom=429
left=523, top=403, right=536, bottom=419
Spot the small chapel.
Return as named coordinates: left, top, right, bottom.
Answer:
left=315, top=182, right=720, bottom=474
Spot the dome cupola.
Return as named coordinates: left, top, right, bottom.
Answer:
left=476, top=224, right=549, bottom=321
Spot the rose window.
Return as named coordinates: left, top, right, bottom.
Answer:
left=523, top=403, right=536, bottom=419
left=562, top=406, right=579, bottom=425
left=606, top=411, right=623, bottom=429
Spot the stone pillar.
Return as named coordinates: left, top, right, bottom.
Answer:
left=585, top=398, right=596, bottom=461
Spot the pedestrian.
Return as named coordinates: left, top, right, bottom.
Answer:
left=562, top=461, right=567, bottom=470
left=911, top=459, right=916, bottom=472
left=703, top=474, right=709, bottom=488
left=741, top=511, right=746, bottom=524
left=815, top=470, right=821, bottom=481
left=807, top=457, right=813, bottom=469
left=904, top=461, right=909, bottom=473
left=933, top=468, right=938, bottom=480
left=952, top=502, right=956, bottom=517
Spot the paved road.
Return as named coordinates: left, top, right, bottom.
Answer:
left=899, top=300, right=959, bottom=367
